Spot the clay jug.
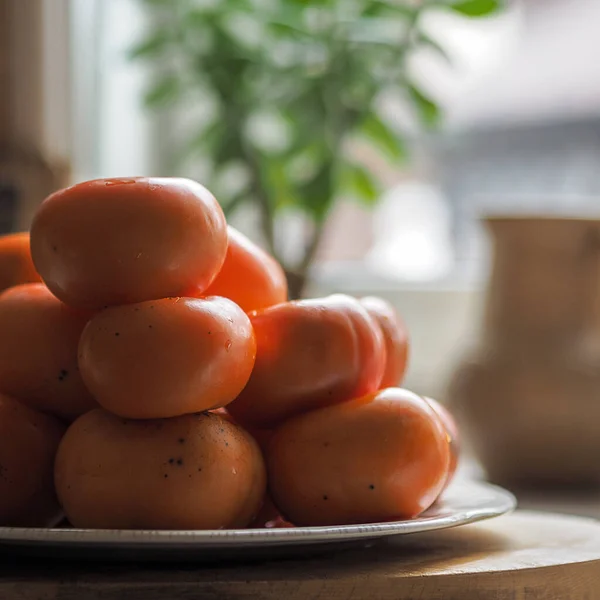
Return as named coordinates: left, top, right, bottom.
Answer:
left=449, top=216, right=600, bottom=490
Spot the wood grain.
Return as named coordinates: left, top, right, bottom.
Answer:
left=1, top=511, right=600, bottom=599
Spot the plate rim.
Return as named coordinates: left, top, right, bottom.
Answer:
left=0, top=481, right=516, bottom=548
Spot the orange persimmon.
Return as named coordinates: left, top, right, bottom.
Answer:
left=31, top=177, right=227, bottom=309
left=0, top=394, right=65, bottom=526
left=203, top=226, right=287, bottom=313
left=360, top=296, right=409, bottom=388
left=0, top=232, right=41, bottom=292
left=267, top=388, right=450, bottom=526
left=0, top=283, right=97, bottom=420
left=78, top=296, right=256, bottom=419
left=55, top=410, right=266, bottom=529
left=424, top=396, right=460, bottom=489
left=227, top=294, right=385, bottom=429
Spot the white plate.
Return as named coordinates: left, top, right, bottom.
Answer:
left=0, top=480, right=515, bottom=562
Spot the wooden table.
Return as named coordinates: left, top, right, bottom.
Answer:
left=2, top=511, right=600, bottom=599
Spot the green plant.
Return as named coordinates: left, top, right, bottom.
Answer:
left=131, top=0, right=503, bottom=298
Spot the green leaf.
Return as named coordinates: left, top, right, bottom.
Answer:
left=344, top=163, right=380, bottom=205
left=407, top=84, right=441, bottom=128
left=184, top=9, right=213, bottom=29
left=267, top=18, right=310, bottom=38
left=448, top=0, right=503, bottom=17
left=261, top=158, right=296, bottom=209
left=181, top=119, right=223, bottom=157
left=361, top=1, right=415, bottom=18
left=265, top=2, right=310, bottom=37
left=417, top=32, right=452, bottom=65
left=128, top=31, right=171, bottom=60
left=287, top=0, right=331, bottom=5
left=286, top=143, right=325, bottom=184
left=345, top=17, right=408, bottom=47
left=361, top=113, right=407, bottom=161
left=214, top=130, right=245, bottom=165
left=219, top=191, right=247, bottom=217
left=143, top=75, right=181, bottom=108
left=297, top=163, right=334, bottom=222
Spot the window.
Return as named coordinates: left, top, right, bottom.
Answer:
left=70, top=0, right=154, bottom=182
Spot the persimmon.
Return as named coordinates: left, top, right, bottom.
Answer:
left=214, top=408, right=275, bottom=453
left=251, top=497, right=294, bottom=528
left=0, top=283, right=97, bottom=420
left=249, top=494, right=281, bottom=528
left=55, top=410, right=266, bottom=529
left=247, top=427, right=275, bottom=454
left=0, top=232, right=40, bottom=292
left=267, top=388, right=450, bottom=526
left=208, top=413, right=283, bottom=529
left=78, top=296, right=256, bottom=419
left=265, top=516, right=294, bottom=528
left=203, top=226, right=287, bottom=312
left=227, top=294, right=385, bottom=429
left=210, top=407, right=235, bottom=422
left=0, top=394, right=65, bottom=526
left=424, top=396, right=460, bottom=489
left=30, top=177, right=227, bottom=309
left=360, top=296, right=409, bottom=387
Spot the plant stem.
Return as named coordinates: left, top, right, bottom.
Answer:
left=252, top=176, right=277, bottom=259
left=240, top=138, right=279, bottom=260
left=284, top=269, right=306, bottom=301
left=285, top=216, right=328, bottom=299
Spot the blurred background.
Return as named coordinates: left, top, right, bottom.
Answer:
left=4, top=0, right=600, bottom=508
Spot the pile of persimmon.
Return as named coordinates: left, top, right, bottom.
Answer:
left=0, top=177, right=459, bottom=530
